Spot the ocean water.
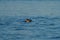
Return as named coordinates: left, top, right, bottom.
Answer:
left=0, top=16, right=60, bottom=40
left=0, top=1, right=60, bottom=16
left=0, top=1, right=60, bottom=40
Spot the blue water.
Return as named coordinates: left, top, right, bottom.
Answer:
left=0, top=1, right=60, bottom=40
left=0, top=1, right=60, bottom=16
left=0, top=16, right=60, bottom=40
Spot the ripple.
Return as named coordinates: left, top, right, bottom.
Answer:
left=0, top=16, right=60, bottom=40
left=50, top=36, right=60, bottom=39
left=0, top=23, right=4, bottom=25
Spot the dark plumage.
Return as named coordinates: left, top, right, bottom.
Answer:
left=25, top=19, right=32, bottom=22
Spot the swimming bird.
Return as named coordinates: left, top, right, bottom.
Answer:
left=25, top=19, right=32, bottom=22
